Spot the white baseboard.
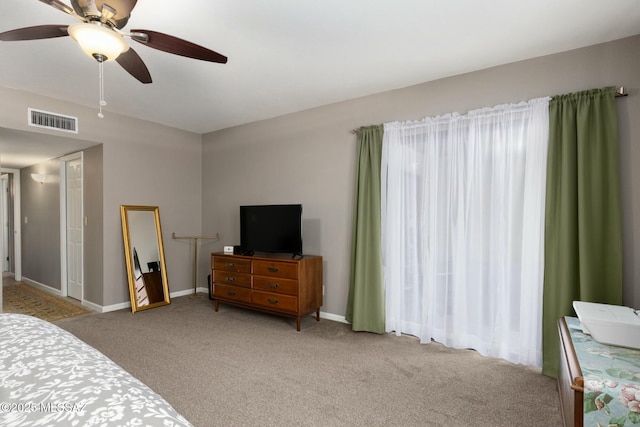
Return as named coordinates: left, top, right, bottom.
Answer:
left=99, top=288, right=208, bottom=313
left=319, top=311, right=348, bottom=324
left=98, top=301, right=130, bottom=313
left=171, top=287, right=209, bottom=298
left=17, top=279, right=349, bottom=324
left=21, top=277, right=62, bottom=296
left=21, top=276, right=127, bottom=314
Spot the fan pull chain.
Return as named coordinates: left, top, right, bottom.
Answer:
left=98, top=61, right=107, bottom=118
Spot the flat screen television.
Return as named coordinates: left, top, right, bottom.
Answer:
left=240, top=204, right=303, bottom=255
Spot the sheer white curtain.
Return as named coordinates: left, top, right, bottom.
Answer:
left=381, top=98, right=550, bottom=366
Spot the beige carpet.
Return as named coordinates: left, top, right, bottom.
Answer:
left=55, top=295, right=562, bottom=427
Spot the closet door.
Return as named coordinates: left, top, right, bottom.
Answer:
left=65, top=155, right=83, bottom=301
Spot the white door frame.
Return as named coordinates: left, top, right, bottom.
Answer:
left=1, top=174, right=7, bottom=274
left=0, top=167, right=3, bottom=312
left=0, top=168, right=22, bottom=281
left=59, top=152, right=84, bottom=299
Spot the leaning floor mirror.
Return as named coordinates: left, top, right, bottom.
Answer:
left=120, top=205, right=170, bottom=312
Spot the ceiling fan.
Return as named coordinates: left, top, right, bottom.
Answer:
left=0, top=0, right=228, bottom=84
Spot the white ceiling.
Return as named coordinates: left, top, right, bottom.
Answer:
left=1, top=0, right=640, bottom=167
left=0, top=128, right=95, bottom=170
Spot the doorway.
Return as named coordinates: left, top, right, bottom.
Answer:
left=1, top=169, right=21, bottom=281
left=60, top=153, right=84, bottom=301
left=2, top=174, right=9, bottom=274
left=1, top=168, right=21, bottom=313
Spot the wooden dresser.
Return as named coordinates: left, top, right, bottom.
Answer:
left=558, top=317, right=584, bottom=427
left=211, top=252, right=323, bottom=330
left=142, top=271, right=164, bottom=304
left=557, top=316, right=640, bottom=427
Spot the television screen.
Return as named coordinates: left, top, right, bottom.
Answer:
left=240, top=204, right=303, bottom=254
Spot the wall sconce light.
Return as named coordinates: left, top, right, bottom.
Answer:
left=31, top=173, right=47, bottom=184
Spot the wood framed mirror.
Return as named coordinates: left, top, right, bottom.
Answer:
left=120, top=205, right=170, bottom=312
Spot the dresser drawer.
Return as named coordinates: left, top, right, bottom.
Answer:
left=213, top=256, right=251, bottom=273
left=253, top=260, right=298, bottom=279
left=212, top=270, right=252, bottom=288
left=253, top=276, right=298, bottom=296
left=211, top=252, right=323, bottom=331
left=213, top=284, right=252, bottom=304
left=252, top=290, right=297, bottom=313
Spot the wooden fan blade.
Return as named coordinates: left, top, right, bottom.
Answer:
left=130, top=29, right=227, bottom=64
left=0, top=25, right=69, bottom=41
left=116, top=47, right=152, bottom=84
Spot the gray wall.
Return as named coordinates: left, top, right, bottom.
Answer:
left=202, top=35, right=640, bottom=317
left=21, top=160, right=61, bottom=288
left=2, top=35, right=639, bottom=314
left=20, top=144, right=103, bottom=303
left=84, top=144, right=103, bottom=304
left=0, top=88, right=203, bottom=309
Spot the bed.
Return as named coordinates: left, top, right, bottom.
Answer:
left=0, top=313, right=192, bottom=426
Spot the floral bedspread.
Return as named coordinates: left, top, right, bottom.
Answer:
left=0, top=313, right=192, bottom=426
left=566, top=316, right=640, bottom=427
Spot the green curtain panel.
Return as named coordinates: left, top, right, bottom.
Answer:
left=346, top=124, right=385, bottom=333
left=542, top=87, right=623, bottom=378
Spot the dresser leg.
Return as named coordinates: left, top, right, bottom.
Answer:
left=315, top=308, right=320, bottom=321
left=214, top=300, right=219, bottom=312
left=296, top=317, right=301, bottom=331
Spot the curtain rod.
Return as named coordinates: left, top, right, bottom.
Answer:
left=351, top=86, right=628, bottom=134
left=616, top=86, right=628, bottom=97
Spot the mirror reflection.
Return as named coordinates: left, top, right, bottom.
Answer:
left=120, top=205, right=170, bottom=312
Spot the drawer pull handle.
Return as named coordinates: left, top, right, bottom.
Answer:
left=225, top=263, right=236, bottom=268
left=225, top=276, right=235, bottom=282
left=268, top=282, right=279, bottom=289
left=227, top=290, right=236, bottom=296
left=267, top=267, right=279, bottom=273
left=267, top=298, right=279, bottom=304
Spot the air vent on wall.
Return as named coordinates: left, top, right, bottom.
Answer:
left=28, top=108, right=78, bottom=134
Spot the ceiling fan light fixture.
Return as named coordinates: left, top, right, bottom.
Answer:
left=68, top=22, right=128, bottom=62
